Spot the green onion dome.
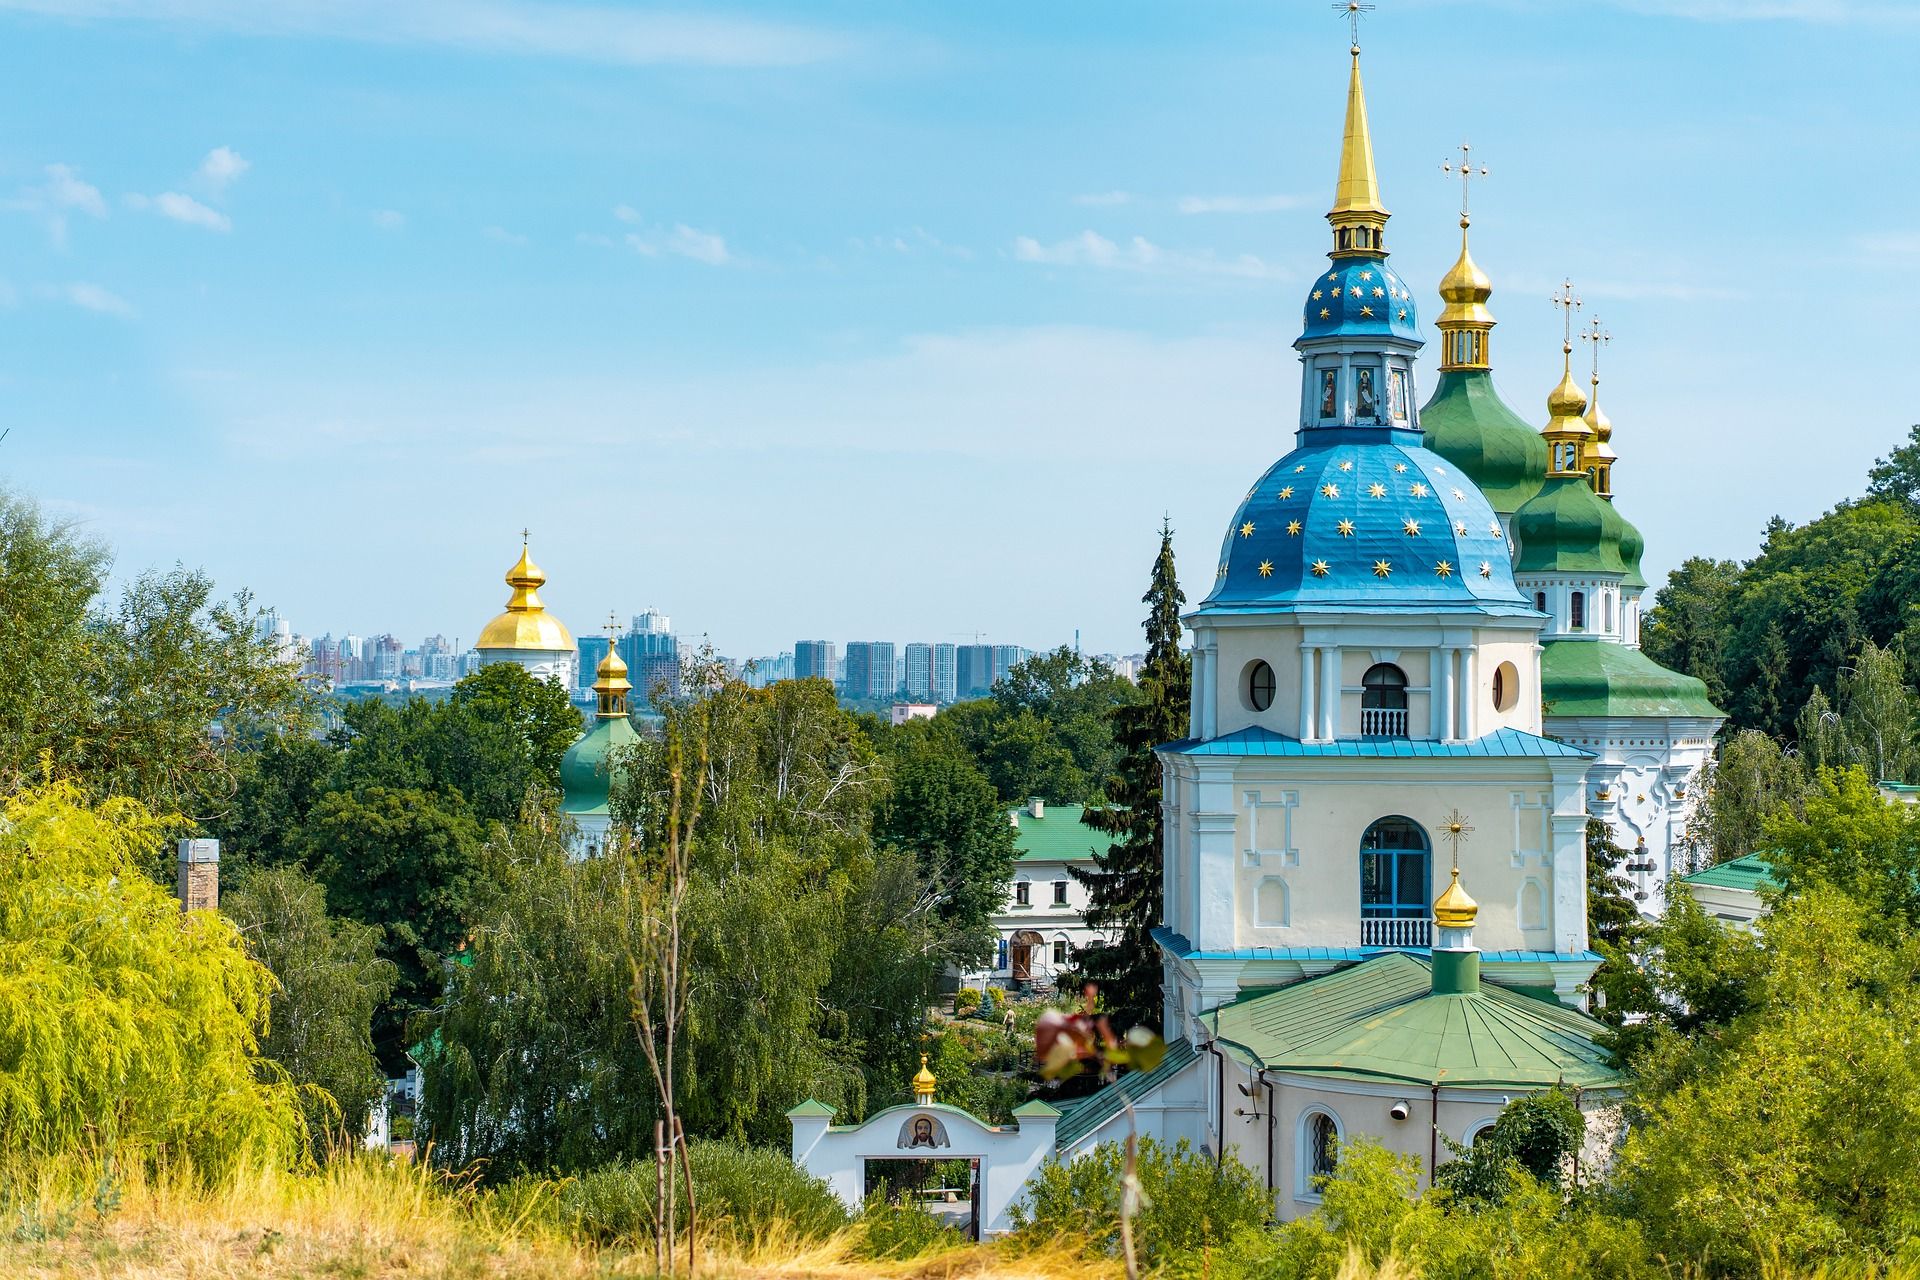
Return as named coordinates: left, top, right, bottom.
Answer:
left=1512, top=475, right=1627, bottom=576
left=1420, top=370, right=1548, bottom=518
left=1616, top=510, right=1648, bottom=592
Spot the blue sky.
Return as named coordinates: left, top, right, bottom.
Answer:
left=2, top=0, right=1914, bottom=657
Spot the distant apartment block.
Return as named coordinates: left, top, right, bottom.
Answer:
left=843, top=641, right=897, bottom=701
left=794, top=640, right=837, bottom=684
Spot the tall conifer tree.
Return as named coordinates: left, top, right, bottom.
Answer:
left=1074, top=521, right=1189, bottom=1031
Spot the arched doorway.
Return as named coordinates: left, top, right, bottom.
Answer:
left=1009, top=930, right=1044, bottom=983
left=1359, top=816, right=1431, bottom=947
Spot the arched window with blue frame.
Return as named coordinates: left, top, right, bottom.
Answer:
left=1360, top=817, right=1432, bottom=945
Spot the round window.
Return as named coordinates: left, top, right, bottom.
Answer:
left=1492, top=660, right=1520, bottom=713
left=1245, top=660, right=1276, bottom=712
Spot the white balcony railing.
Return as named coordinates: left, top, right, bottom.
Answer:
left=1361, top=916, right=1433, bottom=948
left=1360, top=707, right=1409, bottom=737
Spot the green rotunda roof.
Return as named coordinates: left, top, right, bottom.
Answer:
left=1541, top=639, right=1725, bottom=719
left=560, top=715, right=639, bottom=817
left=1200, top=951, right=1624, bottom=1090
left=1419, top=370, right=1548, bottom=517
left=1513, top=475, right=1628, bottom=575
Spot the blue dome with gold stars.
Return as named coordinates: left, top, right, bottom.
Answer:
left=1200, top=430, right=1529, bottom=615
left=1301, top=257, right=1419, bottom=342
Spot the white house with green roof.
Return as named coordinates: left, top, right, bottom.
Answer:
left=1680, top=852, right=1777, bottom=928
left=965, top=799, right=1105, bottom=991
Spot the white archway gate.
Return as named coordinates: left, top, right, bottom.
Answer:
left=787, top=1096, right=1061, bottom=1236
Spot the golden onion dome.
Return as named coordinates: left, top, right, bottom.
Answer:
left=475, top=540, right=576, bottom=653
left=1585, top=382, right=1615, bottom=451
left=1547, top=366, right=1589, bottom=423
left=1433, top=865, right=1478, bottom=929
left=1437, top=223, right=1493, bottom=323
left=912, top=1052, right=937, bottom=1101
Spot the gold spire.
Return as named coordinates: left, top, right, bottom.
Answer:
left=912, top=1052, right=937, bottom=1104
left=1582, top=318, right=1617, bottom=498
left=1326, top=22, right=1389, bottom=259
left=1436, top=143, right=1493, bottom=370
left=593, top=613, right=631, bottom=720
left=475, top=532, right=576, bottom=653
left=1542, top=281, right=1593, bottom=477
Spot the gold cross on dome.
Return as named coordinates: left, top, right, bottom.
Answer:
left=1333, top=0, right=1376, bottom=50
left=1551, top=279, right=1583, bottom=353
left=604, top=611, right=622, bottom=643
left=1582, top=316, right=1612, bottom=382
left=1438, top=808, right=1474, bottom=869
left=1441, top=142, right=1488, bottom=225
left=520, top=526, right=530, bottom=544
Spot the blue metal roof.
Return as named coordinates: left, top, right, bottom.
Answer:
left=1297, top=257, right=1419, bottom=342
left=1151, top=925, right=1601, bottom=966
left=1158, top=725, right=1594, bottom=760
left=1197, top=432, right=1529, bottom=618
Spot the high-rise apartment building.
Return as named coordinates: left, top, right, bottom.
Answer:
left=843, top=641, right=897, bottom=701
left=621, top=610, right=681, bottom=707
left=932, top=642, right=958, bottom=703
left=955, top=643, right=1030, bottom=699
left=904, top=643, right=933, bottom=700
left=794, top=640, right=837, bottom=684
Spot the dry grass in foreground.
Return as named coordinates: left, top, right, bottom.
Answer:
left=0, top=1155, right=1118, bottom=1280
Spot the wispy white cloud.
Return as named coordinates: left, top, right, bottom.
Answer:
left=1074, top=191, right=1134, bottom=207
left=1177, top=193, right=1304, bottom=215
left=1013, top=230, right=1283, bottom=281
left=198, top=145, right=249, bottom=191
left=3, top=163, right=107, bottom=247
left=1858, top=232, right=1920, bottom=260
left=482, top=225, right=528, bottom=245
left=58, top=281, right=134, bottom=316
left=853, top=227, right=971, bottom=260
left=127, top=190, right=232, bottom=231
left=610, top=208, right=733, bottom=265
left=371, top=208, right=406, bottom=230
left=0, top=0, right=854, bottom=67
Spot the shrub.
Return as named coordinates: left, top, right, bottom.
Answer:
left=979, top=987, right=1002, bottom=1020
left=854, top=1193, right=967, bottom=1259
left=954, top=988, right=982, bottom=1018
left=554, top=1140, right=847, bottom=1246
left=1010, top=1137, right=1269, bottom=1270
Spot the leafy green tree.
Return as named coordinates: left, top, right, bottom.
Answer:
left=1076, top=521, right=1190, bottom=1031
left=1833, top=639, right=1920, bottom=783
left=215, top=732, right=342, bottom=876
left=0, top=781, right=302, bottom=1175
left=1866, top=422, right=1920, bottom=508
left=1794, top=685, right=1847, bottom=773
left=1642, top=556, right=1740, bottom=708
left=299, top=784, right=484, bottom=1069
left=0, top=491, right=311, bottom=831
left=1682, top=727, right=1808, bottom=868
left=1594, top=883, right=1766, bottom=1063
left=937, top=648, right=1141, bottom=805
left=1612, top=888, right=1920, bottom=1275
left=1435, top=1088, right=1586, bottom=1207
left=1765, top=765, right=1920, bottom=940
left=224, top=864, right=397, bottom=1148
left=871, top=722, right=1017, bottom=960
left=1584, top=818, right=1643, bottom=1023
left=447, top=661, right=582, bottom=792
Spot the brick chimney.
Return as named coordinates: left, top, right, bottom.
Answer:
left=177, top=838, right=219, bottom=912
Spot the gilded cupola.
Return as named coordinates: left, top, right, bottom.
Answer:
left=476, top=536, right=576, bottom=654
left=1326, top=44, right=1389, bottom=258
left=1433, top=865, right=1478, bottom=929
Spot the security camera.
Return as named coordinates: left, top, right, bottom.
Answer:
left=1389, top=1100, right=1411, bottom=1121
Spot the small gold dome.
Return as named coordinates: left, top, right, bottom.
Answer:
left=595, top=644, right=631, bottom=692
left=912, top=1052, right=937, bottom=1101
left=1546, top=366, right=1589, bottom=423
left=1433, top=865, right=1478, bottom=928
left=476, top=540, right=576, bottom=653
left=1438, top=226, right=1492, bottom=307
left=1585, top=396, right=1614, bottom=446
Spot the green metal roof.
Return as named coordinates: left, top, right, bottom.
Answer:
left=1512, top=475, right=1628, bottom=574
left=1011, top=803, right=1101, bottom=864
left=1053, top=1038, right=1198, bottom=1150
left=1541, top=639, right=1725, bottom=720
left=559, top=714, right=639, bottom=817
left=1680, top=852, right=1778, bottom=892
left=1419, top=369, right=1548, bottom=516
left=1200, top=952, right=1624, bottom=1090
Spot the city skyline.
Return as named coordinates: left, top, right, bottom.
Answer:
left=6, top=3, right=1917, bottom=652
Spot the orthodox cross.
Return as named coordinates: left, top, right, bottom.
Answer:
left=1437, top=808, right=1474, bottom=871
left=1582, top=315, right=1612, bottom=382
left=1551, top=279, right=1582, bottom=352
left=520, top=526, right=530, bottom=544
left=604, top=611, right=623, bottom=644
left=1332, top=0, right=1375, bottom=50
left=1441, top=142, right=1488, bottom=225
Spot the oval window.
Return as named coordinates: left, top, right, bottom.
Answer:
left=1246, top=661, right=1276, bottom=712
left=1492, top=660, right=1520, bottom=713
